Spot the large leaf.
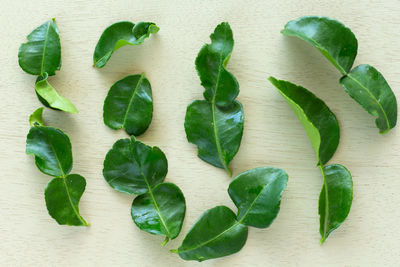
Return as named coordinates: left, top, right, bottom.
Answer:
left=18, top=18, right=61, bottom=76
left=103, top=74, right=152, bottom=136
left=268, top=77, right=339, bottom=165
left=45, top=174, right=88, bottom=226
left=26, top=125, right=72, bottom=177
left=185, top=22, right=243, bottom=175
left=103, top=137, right=167, bottom=195
left=281, top=16, right=357, bottom=74
left=228, top=167, right=288, bottom=228
left=319, top=164, right=353, bottom=243
left=340, top=64, right=397, bottom=134
left=175, top=206, right=248, bottom=262
left=131, top=183, right=186, bottom=244
left=93, top=21, right=159, bottom=68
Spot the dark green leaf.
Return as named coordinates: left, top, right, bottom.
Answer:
left=103, top=137, right=167, bottom=195
left=185, top=22, right=243, bottom=175
left=268, top=77, right=339, bottom=165
left=340, top=64, right=397, bottom=134
left=26, top=125, right=72, bottom=177
left=228, top=167, right=288, bottom=228
left=319, top=164, right=353, bottom=243
left=29, top=107, right=44, bottom=127
left=18, top=18, right=61, bottom=76
left=131, top=182, right=186, bottom=243
left=93, top=21, right=159, bottom=68
left=103, top=74, right=153, bottom=136
left=281, top=16, right=357, bottom=74
left=176, top=206, right=248, bottom=262
left=45, top=174, right=88, bottom=226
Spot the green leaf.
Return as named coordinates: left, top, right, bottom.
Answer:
left=340, top=64, right=397, bottom=134
left=131, top=183, right=186, bottom=242
left=18, top=18, right=61, bottom=76
left=35, top=73, right=78, bottom=114
left=29, top=107, right=44, bottom=127
left=281, top=16, right=357, bottom=74
left=103, top=74, right=153, bottom=136
left=319, top=164, right=353, bottom=243
left=268, top=77, right=339, bottom=165
left=93, top=21, right=159, bottom=68
left=228, top=167, right=288, bottom=228
left=103, top=137, right=167, bottom=195
left=176, top=206, right=248, bottom=262
left=185, top=22, right=244, bottom=175
left=45, top=174, right=88, bottom=226
left=26, top=125, right=72, bottom=177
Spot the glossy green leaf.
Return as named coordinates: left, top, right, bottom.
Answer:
left=268, top=77, right=339, bottom=165
left=281, top=16, right=357, bottom=74
left=18, top=18, right=61, bottom=76
left=103, top=137, right=167, bottom=195
left=131, top=183, right=186, bottom=243
left=26, top=125, right=72, bottom=177
left=29, top=107, right=44, bottom=127
left=103, top=74, right=152, bottom=136
left=35, top=73, right=78, bottom=114
left=340, top=64, right=397, bottom=134
left=45, top=174, right=88, bottom=226
left=319, top=164, right=353, bottom=243
left=93, top=21, right=159, bottom=68
left=228, top=167, right=288, bottom=228
left=176, top=206, right=248, bottom=262
left=185, top=22, right=243, bottom=175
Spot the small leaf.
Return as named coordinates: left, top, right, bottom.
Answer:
left=29, top=107, right=44, bottom=127
left=319, top=164, right=353, bottom=243
left=281, top=16, right=357, bottom=74
left=18, top=19, right=61, bottom=76
left=131, top=183, right=186, bottom=241
left=340, top=64, right=397, bottom=134
left=268, top=77, right=339, bottom=165
left=228, top=167, right=288, bottom=228
left=176, top=206, right=248, bottom=262
left=45, top=174, right=88, bottom=226
left=103, top=137, right=167, bottom=195
left=35, top=73, right=78, bottom=114
left=26, top=125, right=72, bottom=177
left=103, top=74, right=153, bottom=136
left=93, top=21, right=159, bottom=68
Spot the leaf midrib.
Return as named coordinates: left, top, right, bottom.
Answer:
left=61, top=176, right=87, bottom=225
left=40, top=21, right=51, bottom=75
left=122, top=74, right=144, bottom=127
left=319, top=165, right=329, bottom=241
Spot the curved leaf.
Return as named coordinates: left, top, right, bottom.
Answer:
left=340, top=64, right=397, bottom=134
left=185, top=22, right=243, bottom=175
left=93, top=21, right=159, bottom=68
left=268, top=77, right=339, bottom=165
left=18, top=18, right=61, bottom=76
left=131, top=182, right=186, bottom=243
left=103, top=74, right=153, bottom=136
left=29, top=107, right=44, bottom=127
left=319, top=164, right=353, bottom=243
left=45, top=174, right=88, bottom=226
left=228, top=167, right=288, bottom=228
left=26, top=125, right=72, bottom=177
left=176, top=206, right=248, bottom=262
left=35, top=73, right=78, bottom=114
left=103, top=137, right=167, bottom=195
left=281, top=16, right=357, bottom=74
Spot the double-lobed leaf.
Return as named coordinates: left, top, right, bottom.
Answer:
left=93, top=21, right=159, bottom=68
left=103, top=74, right=153, bottom=136
left=282, top=16, right=397, bottom=133
left=184, top=22, right=244, bottom=175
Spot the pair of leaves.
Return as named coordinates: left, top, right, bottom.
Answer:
left=18, top=19, right=78, bottom=113
left=269, top=77, right=353, bottom=243
left=282, top=16, right=397, bottom=133
left=103, top=137, right=185, bottom=244
left=184, top=22, right=244, bottom=176
left=174, top=167, right=288, bottom=261
left=93, top=21, right=159, bottom=68
left=26, top=108, right=88, bottom=226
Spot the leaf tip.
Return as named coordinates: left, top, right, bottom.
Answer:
left=52, top=17, right=56, bottom=22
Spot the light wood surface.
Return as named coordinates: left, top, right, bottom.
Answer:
left=1, top=0, right=400, bottom=266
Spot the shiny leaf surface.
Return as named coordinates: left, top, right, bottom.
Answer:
left=29, top=107, right=44, bottom=127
